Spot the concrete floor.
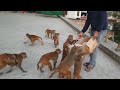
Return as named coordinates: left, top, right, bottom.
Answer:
left=0, top=12, right=120, bottom=79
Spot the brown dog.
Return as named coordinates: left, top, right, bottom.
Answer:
left=25, top=33, right=43, bottom=46
left=37, top=49, right=61, bottom=72
left=49, top=46, right=82, bottom=79
left=0, top=52, right=27, bottom=75
left=105, top=31, right=114, bottom=42
left=115, top=42, right=120, bottom=51
left=45, top=29, right=55, bottom=39
left=53, top=33, right=60, bottom=47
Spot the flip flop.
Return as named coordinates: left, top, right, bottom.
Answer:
left=83, top=62, right=90, bottom=66
left=85, top=64, right=94, bottom=72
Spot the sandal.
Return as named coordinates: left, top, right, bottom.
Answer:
left=85, top=64, right=94, bottom=72
left=83, top=62, right=90, bottom=66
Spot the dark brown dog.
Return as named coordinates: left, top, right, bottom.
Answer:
left=115, top=42, right=120, bottom=51
left=45, top=29, right=55, bottom=39
left=37, top=49, right=61, bottom=72
left=0, top=52, right=27, bottom=75
left=49, top=46, right=82, bottom=79
left=25, top=33, right=43, bottom=46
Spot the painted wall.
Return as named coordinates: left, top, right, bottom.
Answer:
left=65, top=11, right=82, bottom=19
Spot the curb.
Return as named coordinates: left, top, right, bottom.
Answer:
left=59, top=16, right=120, bottom=64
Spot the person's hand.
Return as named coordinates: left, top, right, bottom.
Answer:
left=92, top=31, right=99, bottom=40
left=79, top=32, right=83, bottom=38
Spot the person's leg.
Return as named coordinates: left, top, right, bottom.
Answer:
left=85, top=30, right=107, bottom=71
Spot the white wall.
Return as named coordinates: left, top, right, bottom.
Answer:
left=65, top=11, right=81, bottom=19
